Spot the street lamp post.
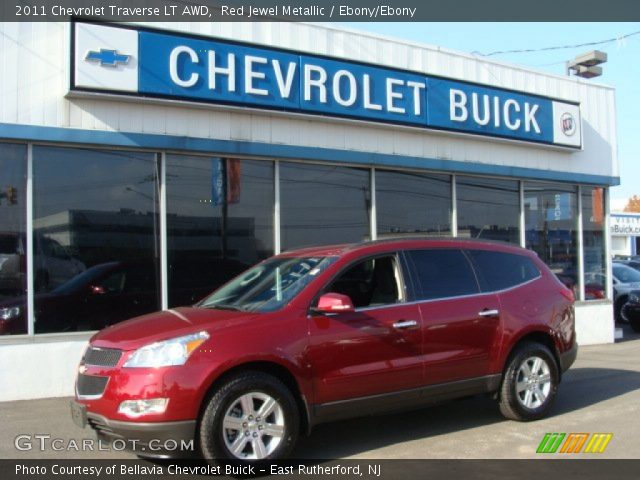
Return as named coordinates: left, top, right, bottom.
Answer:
left=566, top=50, right=608, bottom=78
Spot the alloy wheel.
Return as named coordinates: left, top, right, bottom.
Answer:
left=222, top=392, right=285, bottom=460
left=515, top=356, right=552, bottom=409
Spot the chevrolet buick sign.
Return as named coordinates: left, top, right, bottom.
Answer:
left=72, top=22, right=582, bottom=148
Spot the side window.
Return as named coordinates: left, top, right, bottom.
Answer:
left=406, top=249, right=479, bottom=300
left=325, top=255, right=403, bottom=308
left=469, top=250, right=540, bottom=291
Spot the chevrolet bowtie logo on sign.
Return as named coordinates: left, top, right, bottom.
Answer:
left=85, top=49, right=131, bottom=67
left=537, top=433, right=613, bottom=454
left=71, top=21, right=582, bottom=149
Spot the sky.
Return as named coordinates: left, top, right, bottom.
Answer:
left=342, top=22, right=640, bottom=211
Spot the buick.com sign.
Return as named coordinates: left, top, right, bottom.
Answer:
left=611, top=215, right=640, bottom=236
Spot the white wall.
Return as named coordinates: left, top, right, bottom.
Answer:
left=575, top=302, right=615, bottom=346
left=0, top=340, right=87, bottom=401
left=611, top=236, right=631, bottom=257
left=0, top=21, right=618, bottom=181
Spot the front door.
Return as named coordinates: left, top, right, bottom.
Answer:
left=307, top=254, right=424, bottom=405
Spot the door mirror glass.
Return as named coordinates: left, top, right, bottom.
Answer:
left=315, top=293, right=355, bottom=314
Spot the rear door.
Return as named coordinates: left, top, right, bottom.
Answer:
left=307, top=253, right=424, bottom=404
left=404, top=249, right=501, bottom=385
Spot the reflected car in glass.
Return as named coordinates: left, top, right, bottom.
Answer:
left=0, top=232, right=85, bottom=295
left=71, top=238, right=577, bottom=463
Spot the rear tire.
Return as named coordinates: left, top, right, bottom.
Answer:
left=629, top=315, right=640, bottom=333
left=498, top=342, right=559, bottom=421
left=199, top=372, right=299, bottom=464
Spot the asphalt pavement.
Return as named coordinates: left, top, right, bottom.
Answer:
left=1, top=325, right=639, bottom=460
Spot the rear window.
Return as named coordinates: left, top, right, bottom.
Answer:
left=406, top=249, right=479, bottom=301
left=468, top=250, right=540, bottom=291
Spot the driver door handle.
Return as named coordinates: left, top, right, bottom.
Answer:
left=393, top=320, right=418, bottom=329
left=478, top=309, right=500, bottom=318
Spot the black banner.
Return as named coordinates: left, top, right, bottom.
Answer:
left=2, top=459, right=640, bottom=480
left=2, top=0, right=640, bottom=22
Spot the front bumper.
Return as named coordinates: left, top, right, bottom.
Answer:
left=71, top=401, right=197, bottom=458
left=559, top=342, right=578, bottom=373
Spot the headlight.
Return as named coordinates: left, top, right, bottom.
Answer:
left=0, top=306, right=21, bottom=321
left=123, top=331, right=209, bottom=368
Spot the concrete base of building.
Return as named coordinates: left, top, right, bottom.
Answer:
left=575, top=301, right=615, bottom=346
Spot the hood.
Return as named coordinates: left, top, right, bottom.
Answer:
left=90, top=306, right=259, bottom=350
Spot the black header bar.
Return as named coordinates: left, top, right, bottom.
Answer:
left=3, top=0, right=640, bottom=22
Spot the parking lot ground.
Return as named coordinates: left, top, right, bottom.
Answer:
left=1, top=326, right=639, bottom=460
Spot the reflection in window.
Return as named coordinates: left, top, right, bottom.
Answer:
left=0, top=144, right=27, bottom=335
left=32, top=147, right=161, bottom=333
left=166, top=156, right=274, bottom=307
left=280, top=162, right=371, bottom=250
left=375, top=169, right=451, bottom=238
left=457, top=176, right=520, bottom=243
left=525, top=182, right=578, bottom=294
left=583, top=187, right=607, bottom=300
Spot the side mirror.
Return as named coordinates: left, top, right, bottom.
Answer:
left=313, top=293, right=355, bottom=314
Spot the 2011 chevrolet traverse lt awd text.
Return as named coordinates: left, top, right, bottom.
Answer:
left=71, top=238, right=577, bottom=461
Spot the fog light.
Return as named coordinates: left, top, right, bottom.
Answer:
left=118, top=398, right=168, bottom=418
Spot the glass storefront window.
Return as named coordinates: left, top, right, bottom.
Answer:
left=375, top=169, right=451, bottom=238
left=280, top=162, right=371, bottom=250
left=525, top=182, right=578, bottom=295
left=583, top=187, right=607, bottom=300
left=166, top=156, right=274, bottom=307
left=32, top=147, right=161, bottom=333
left=0, top=144, right=28, bottom=335
left=457, top=176, right=520, bottom=243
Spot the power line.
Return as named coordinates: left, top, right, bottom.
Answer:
left=473, top=29, right=640, bottom=57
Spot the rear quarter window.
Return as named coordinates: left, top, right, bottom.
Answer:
left=468, top=250, right=540, bottom=292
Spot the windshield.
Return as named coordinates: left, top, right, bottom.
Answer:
left=613, top=264, right=640, bottom=284
left=200, top=256, right=335, bottom=312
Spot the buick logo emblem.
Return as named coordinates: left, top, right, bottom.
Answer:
left=560, top=112, right=576, bottom=137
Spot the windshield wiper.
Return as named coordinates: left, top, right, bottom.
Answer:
left=202, top=303, right=246, bottom=311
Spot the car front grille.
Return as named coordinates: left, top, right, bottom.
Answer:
left=76, top=374, right=109, bottom=398
left=83, top=346, right=122, bottom=367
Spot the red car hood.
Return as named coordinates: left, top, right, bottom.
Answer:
left=90, top=307, right=259, bottom=350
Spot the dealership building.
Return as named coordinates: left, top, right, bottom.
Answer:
left=0, top=21, right=618, bottom=401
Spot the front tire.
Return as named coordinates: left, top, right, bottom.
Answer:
left=498, top=342, right=559, bottom=421
left=199, top=372, right=299, bottom=463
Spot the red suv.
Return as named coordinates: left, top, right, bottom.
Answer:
left=71, top=238, right=577, bottom=461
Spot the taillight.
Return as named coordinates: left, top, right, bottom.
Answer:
left=560, top=287, right=575, bottom=302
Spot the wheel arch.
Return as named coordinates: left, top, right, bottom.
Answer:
left=197, top=360, right=312, bottom=437
left=501, top=329, right=562, bottom=380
